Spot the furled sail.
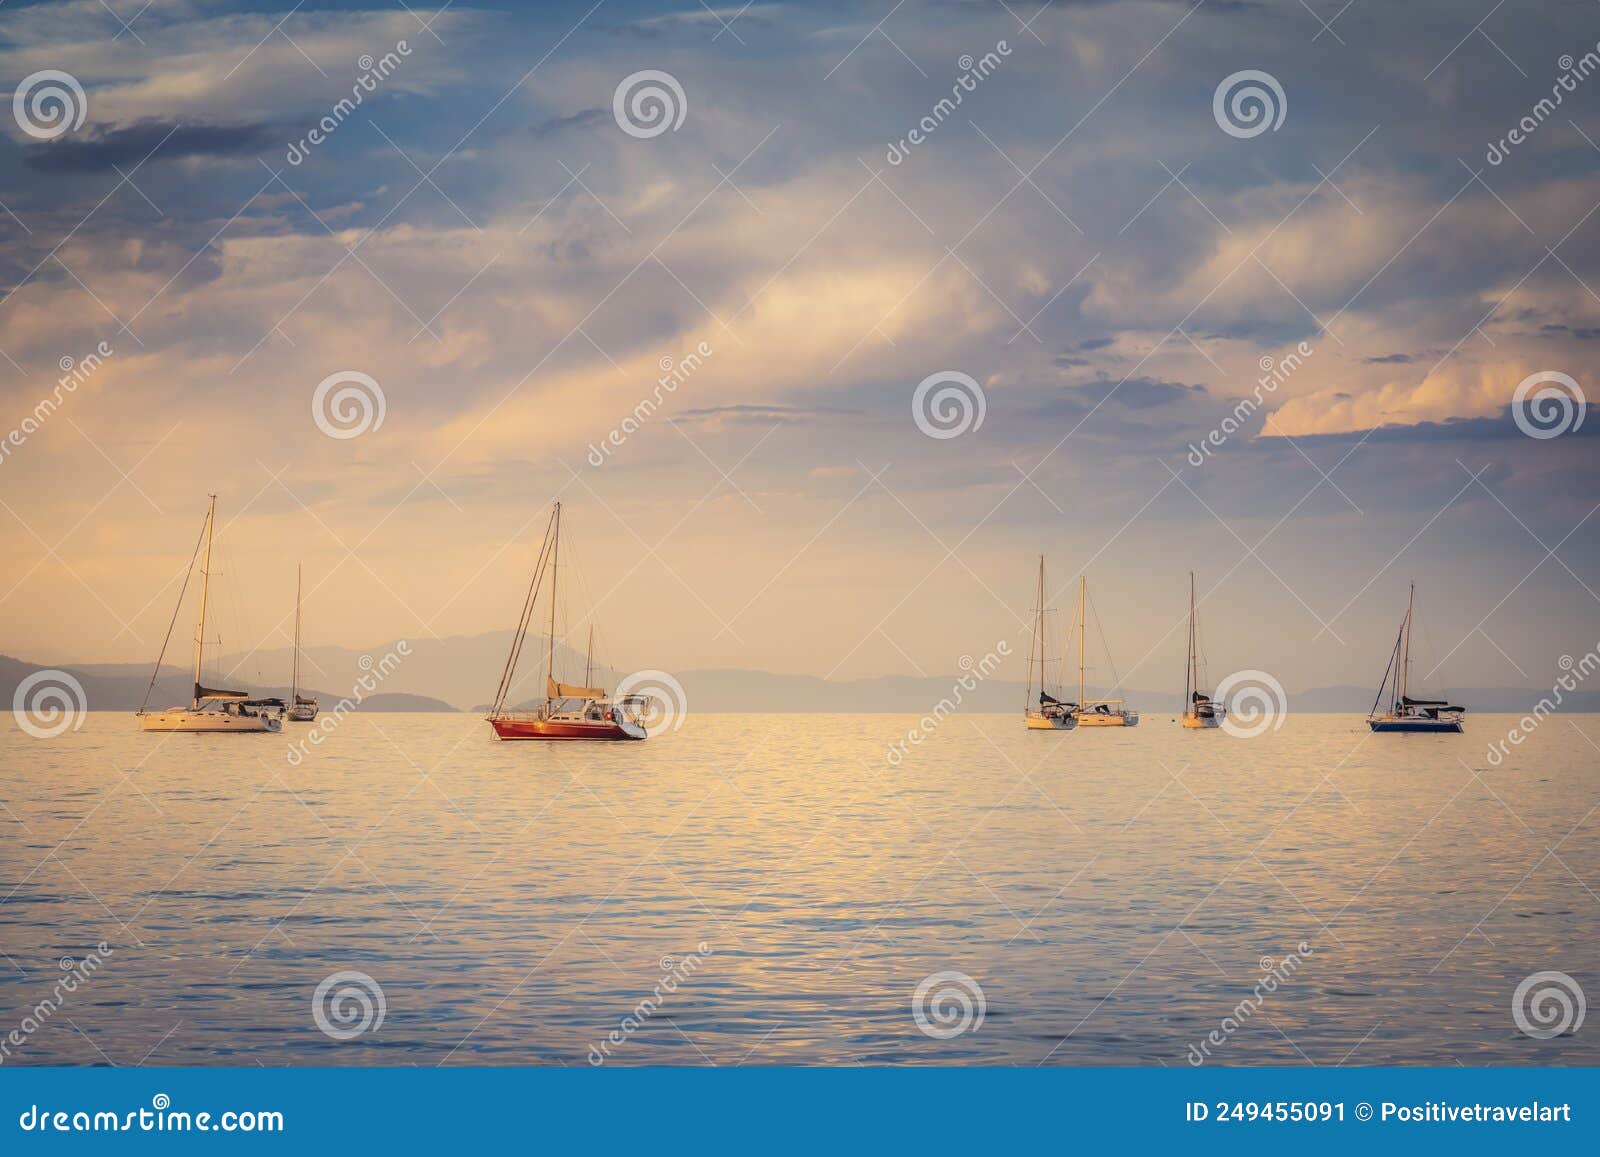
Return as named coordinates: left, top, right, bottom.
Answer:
left=196, top=683, right=248, bottom=700
left=548, top=676, right=605, bottom=700
left=1402, top=695, right=1449, bottom=707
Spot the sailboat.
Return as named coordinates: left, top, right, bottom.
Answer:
left=1367, top=582, right=1465, bottom=733
left=1181, top=571, right=1222, bottom=729
left=138, top=496, right=283, bottom=733
left=1070, top=575, right=1140, bottom=727
left=1024, top=556, right=1077, bottom=730
left=485, top=502, right=650, bottom=740
left=287, top=564, right=318, bottom=722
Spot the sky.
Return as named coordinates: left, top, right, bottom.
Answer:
left=0, top=0, right=1597, bottom=695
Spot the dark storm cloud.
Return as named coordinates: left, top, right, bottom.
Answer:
left=1541, top=324, right=1600, bottom=341
left=1261, top=405, right=1597, bottom=445
left=25, top=121, right=280, bottom=173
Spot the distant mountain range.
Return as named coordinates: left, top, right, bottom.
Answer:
left=3, top=633, right=1597, bottom=714
left=0, top=655, right=457, bottom=713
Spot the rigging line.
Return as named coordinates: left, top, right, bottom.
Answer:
left=1086, top=585, right=1123, bottom=695
left=217, top=537, right=261, bottom=686
left=561, top=522, right=611, bottom=686
left=498, top=547, right=548, bottom=710
left=139, top=511, right=210, bottom=713
left=1411, top=601, right=1443, bottom=695
left=492, top=513, right=557, bottom=714
left=497, top=515, right=556, bottom=712
left=1370, top=623, right=1404, bottom=717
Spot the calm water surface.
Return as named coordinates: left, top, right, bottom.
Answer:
left=2, top=711, right=1595, bottom=1066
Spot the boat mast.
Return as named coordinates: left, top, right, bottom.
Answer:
left=1028, top=556, right=1044, bottom=712
left=546, top=501, right=561, bottom=711
left=1185, top=571, right=1195, bottom=714
left=192, top=495, right=216, bottom=709
left=1078, top=575, right=1086, bottom=707
left=292, top=563, right=302, bottom=704
left=1399, top=581, right=1414, bottom=712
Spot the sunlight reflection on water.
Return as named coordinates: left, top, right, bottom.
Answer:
left=1, top=711, right=1594, bottom=1066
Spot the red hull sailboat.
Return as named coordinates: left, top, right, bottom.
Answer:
left=485, top=502, right=650, bottom=741
left=490, top=713, right=642, bottom=740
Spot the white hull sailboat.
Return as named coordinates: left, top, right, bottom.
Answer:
left=1024, top=556, right=1077, bottom=731
left=139, top=707, right=281, bottom=733
left=138, top=496, right=282, bottom=733
left=1070, top=575, right=1139, bottom=727
left=1368, top=583, right=1464, bottom=733
left=287, top=564, right=319, bottom=722
left=1181, top=571, right=1223, bottom=729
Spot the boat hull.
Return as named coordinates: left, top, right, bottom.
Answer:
left=139, top=709, right=280, bottom=733
left=1025, top=711, right=1076, bottom=731
left=1077, top=711, right=1139, bottom=727
left=1368, top=717, right=1463, bottom=733
left=489, top=716, right=647, bottom=741
left=287, top=704, right=318, bottom=722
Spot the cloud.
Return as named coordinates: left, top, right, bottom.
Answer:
left=3, top=0, right=1599, bottom=688
left=1541, top=323, right=1600, bottom=341
left=1070, top=376, right=1208, bottom=409
left=675, top=403, right=862, bottom=426
left=24, top=120, right=281, bottom=172
left=1259, top=405, right=1596, bottom=444
left=531, top=108, right=610, bottom=139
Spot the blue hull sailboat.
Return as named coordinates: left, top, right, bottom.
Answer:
left=1367, top=583, right=1464, bottom=733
